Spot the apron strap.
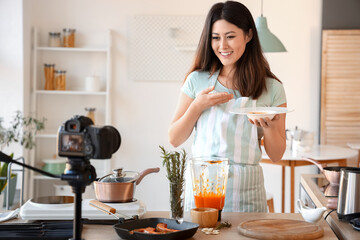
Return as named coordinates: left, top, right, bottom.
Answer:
left=208, top=71, right=220, bottom=87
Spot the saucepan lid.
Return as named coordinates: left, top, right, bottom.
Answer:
left=98, top=168, right=140, bottom=183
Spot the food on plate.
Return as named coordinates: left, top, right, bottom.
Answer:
left=130, top=223, right=179, bottom=234
left=248, top=112, right=267, bottom=114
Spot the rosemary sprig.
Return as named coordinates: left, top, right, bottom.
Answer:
left=215, top=221, right=232, bottom=230
left=160, top=145, right=187, bottom=221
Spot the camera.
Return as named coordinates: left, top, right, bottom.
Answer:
left=57, top=115, right=121, bottom=159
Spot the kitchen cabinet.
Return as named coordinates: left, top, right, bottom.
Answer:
left=320, top=30, right=360, bottom=147
left=29, top=28, right=113, bottom=199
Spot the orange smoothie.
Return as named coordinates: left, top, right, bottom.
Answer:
left=194, top=193, right=225, bottom=210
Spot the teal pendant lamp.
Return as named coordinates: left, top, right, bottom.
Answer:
left=255, top=0, right=286, bottom=52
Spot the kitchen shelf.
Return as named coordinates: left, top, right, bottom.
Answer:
left=36, top=46, right=108, bottom=52
left=29, top=28, right=113, bottom=198
left=36, top=90, right=107, bottom=95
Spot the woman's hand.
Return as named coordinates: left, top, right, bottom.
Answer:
left=168, top=86, right=233, bottom=147
left=193, top=86, right=234, bottom=112
left=248, top=114, right=280, bottom=128
left=253, top=104, right=287, bottom=162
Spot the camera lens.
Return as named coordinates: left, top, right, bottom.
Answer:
left=103, top=126, right=121, bottom=154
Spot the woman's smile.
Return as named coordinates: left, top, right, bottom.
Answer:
left=220, top=51, right=233, bottom=57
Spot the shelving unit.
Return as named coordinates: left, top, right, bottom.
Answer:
left=29, top=28, right=113, bottom=199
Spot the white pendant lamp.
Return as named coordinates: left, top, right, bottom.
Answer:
left=255, top=0, right=286, bottom=52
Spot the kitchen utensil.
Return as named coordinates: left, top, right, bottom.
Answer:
left=190, top=157, right=229, bottom=221
left=31, top=195, right=74, bottom=204
left=286, top=127, right=314, bottom=153
left=350, top=218, right=360, bottom=231
left=237, top=219, right=324, bottom=240
left=229, top=106, right=292, bottom=121
left=326, top=198, right=338, bottom=210
left=85, top=76, right=101, bottom=92
left=302, top=158, right=357, bottom=185
left=337, top=167, right=360, bottom=221
left=113, top=218, right=199, bottom=240
left=324, top=183, right=339, bottom=197
left=296, top=199, right=326, bottom=223
left=42, top=159, right=66, bottom=175
left=0, top=208, right=19, bottom=223
left=20, top=197, right=146, bottom=221
left=89, top=199, right=140, bottom=221
left=94, top=167, right=160, bottom=203
left=190, top=207, right=218, bottom=228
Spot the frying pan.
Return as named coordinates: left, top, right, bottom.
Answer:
left=89, top=200, right=199, bottom=240
left=302, top=158, right=357, bottom=185
left=113, top=218, right=199, bottom=240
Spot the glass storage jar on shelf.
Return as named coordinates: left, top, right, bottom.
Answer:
left=48, top=32, right=61, bottom=47
left=54, top=70, right=66, bottom=90
left=44, top=64, right=55, bottom=90
left=85, top=107, right=96, bottom=124
left=63, top=28, right=76, bottom=47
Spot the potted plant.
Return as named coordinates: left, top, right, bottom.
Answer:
left=0, top=111, right=46, bottom=207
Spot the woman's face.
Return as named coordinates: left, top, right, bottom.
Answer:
left=211, top=19, right=252, bottom=70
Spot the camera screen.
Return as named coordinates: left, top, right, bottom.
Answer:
left=61, top=134, right=84, bottom=153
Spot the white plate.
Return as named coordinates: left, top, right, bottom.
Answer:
left=229, top=107, right=293, bottom=121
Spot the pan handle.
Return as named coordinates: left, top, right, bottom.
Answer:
left=301, top=157, right=325, bottom=172
left=89, top=199, right=117, bottom=215
left=136, top=167, right=160, bottom=185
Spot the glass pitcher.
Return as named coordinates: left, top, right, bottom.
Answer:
left=190, top=157, right=229, bottom=220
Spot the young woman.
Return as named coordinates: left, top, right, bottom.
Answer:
left=168, top=1, right=287, bottom=212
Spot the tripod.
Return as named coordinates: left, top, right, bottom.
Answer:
left=0, top=151, right=96, bottom=240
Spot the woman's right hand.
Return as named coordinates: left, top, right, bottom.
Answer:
left=193, top=86, right=234, bottom=112
left=168, top=86, right=233, bottom=147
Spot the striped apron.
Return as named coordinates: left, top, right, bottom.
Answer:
left=184, top=72, right=267, bottom=212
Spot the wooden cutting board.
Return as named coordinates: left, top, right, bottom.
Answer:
left=237, top=219, right=324, bottom=240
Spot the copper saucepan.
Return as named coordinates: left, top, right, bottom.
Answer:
left=302, top=158, right=354, bottom=185
left=94, top=167, right=160, bottom=203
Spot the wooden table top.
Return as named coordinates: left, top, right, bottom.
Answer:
left=82, top=211, right=337, bottom=239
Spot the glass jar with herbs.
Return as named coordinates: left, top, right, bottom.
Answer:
left=160, top=146, right=187, bottom=223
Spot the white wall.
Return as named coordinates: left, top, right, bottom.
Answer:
left=0, top=0, right=26, bottom=191
left=1, top=0, right=324, bottom=212
left=0, top=0, right=24, bottom=153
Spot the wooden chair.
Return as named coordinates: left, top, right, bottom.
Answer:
left=266, top=192, right=275, bottom=213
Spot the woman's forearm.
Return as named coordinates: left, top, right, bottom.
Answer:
left=168, top=102, right=202, bottom=147
left=263, top=122, right=286, bottom=162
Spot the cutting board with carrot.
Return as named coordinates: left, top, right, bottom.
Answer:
left=237, top=219, right=324, bottom=240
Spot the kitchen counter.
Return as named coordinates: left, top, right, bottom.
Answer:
left=301, top=173, right=360, bottom=240
left=81, top=211, right=336, bottom=239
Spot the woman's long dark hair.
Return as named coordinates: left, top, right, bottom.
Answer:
left=185, top=1, right=280, bottom=99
